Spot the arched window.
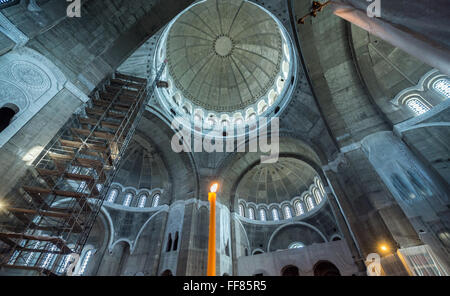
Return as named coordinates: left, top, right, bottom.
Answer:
left=8, top=240, right=26, bottom=264
left=138, top=194, right=147, bottom=208
left=405, top=97, right=430, bottom=115
left=79, top=249, right=95, bottom=276
left=173, top=232, right=179, bottom=251
left=281, top=265, right=299, bottom=276
left=41, top=245, right=58, bottom=269
left=239, top=204, right=245, bottom=217
left=58, top=253, right=73, bottom=274
left=313, top=188, right=322, bottom=205
left=123, top=193, right=133, bottom=206
left=259, top=209, right=266, bottom=221
left=318, top=179, right=326, bottom=196
left=71, top=166, right=81, bottom=174
left=305, top=195, right=315, bottom=211
left=166, top=233, right=172, bottom=252
left=107, top=189, right=118, bottom=203
left=248, top=208, right=255, bottom=220
left=0, top=106, right=18, bottom=133
left=152, top=194, right=160, bottom=207
left=25, top=241, right=40, bottom=266
left=283, top=206, right=292, bottom=219
left=332, top=236, right=342, bottom=241
left=294, top=201, right=304, bottom=216
left=96, top=184, right=103, bottom=192
left=433, top=78, right=450, bottom=99
left=314, top=261, right=341, bottom=276
left=161, top=270, right=173, bottom=276
left=272, top=208, right=279, bottom=221
left=289, top=242, right=305, bottom=249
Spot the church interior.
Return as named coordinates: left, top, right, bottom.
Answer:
left=0, top=0, right=448, bottom=277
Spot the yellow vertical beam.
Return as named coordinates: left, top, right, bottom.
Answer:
left=207, top=191, right=216, bottom=276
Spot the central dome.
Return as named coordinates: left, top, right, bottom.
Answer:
left=165, top=0, right=284, bottom=113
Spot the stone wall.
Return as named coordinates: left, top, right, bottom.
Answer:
left=237, top=240, right=359, bottom=276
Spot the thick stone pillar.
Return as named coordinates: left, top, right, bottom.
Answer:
left=176, top=201, right=209, bottom=276
left=322, top=165, right=368, bottom=274
left=323, top=147, right=420, bottom=275
left=361, top=131, right=450, bottom=274
left=330, top=0, right=450, bottom=75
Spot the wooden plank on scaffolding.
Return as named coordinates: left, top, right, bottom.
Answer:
left=92, top=98, right=133, bottom=108
left=6, top=207, right=73, bottom=219
left=59, top=139, right=108, bottom=153
left=37, top=168, right=92, bottom=182
left=110, top=79, right=143, bottom=89
left=23, top=186, right=50, bottom=209
left=114, top=73, right=147, bottom=83
left=91, top=99, right=130, bottom=112
left=78, top=117, right=120, bottom=130
left=48, top=152, right=73, bottom=161
left=71, top=128, right=115, bottom=141
left=100, top=93, right=138, bottom=104
left=47, top=152, right=74, bottom=173
left=105, top=85, right=139, bottom=96
left=85, top=108, right=126, bottom=119
left=75, top=157, right=111, bottom=177
left=109, top=141, right=120, bottom=161
left=0, top=222, right=81, bottom=233
left=0, top=232, right=73, bottom=254
left=36, top=169, right=100, bottom=196
left=0, top=265, right=57, bottom=276
left=44, top=153, right=110, bottom=179
left=22, top=186, right=100, bottom=201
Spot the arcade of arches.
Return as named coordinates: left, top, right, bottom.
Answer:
left=0, top=0, right=448, bottom=276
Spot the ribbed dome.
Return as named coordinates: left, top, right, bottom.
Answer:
left=236, top=158, right=318, bottom=204
left=166, top=0, right=283, bottom=113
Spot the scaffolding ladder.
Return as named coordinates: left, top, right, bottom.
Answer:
left=0, top=63, right=165, bottom=276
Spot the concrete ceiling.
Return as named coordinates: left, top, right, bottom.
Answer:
left=236, top=157, right=317, bottom=204
left=166, top=0, right=283, bottom=113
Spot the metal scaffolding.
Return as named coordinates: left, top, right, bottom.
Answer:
left=0, top=63, right=166, bottom=276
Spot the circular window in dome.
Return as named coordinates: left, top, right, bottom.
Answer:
left=153, top=0, right=296, bottom=136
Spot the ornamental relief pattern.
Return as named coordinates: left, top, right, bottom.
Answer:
left=0, top=60, right=51, bottom=110
left=0, top=61, right=51, bottom=104
left=0, top=80, right=29, bottom=116
left=10, top=61, right=51, bottom=91
left=0, top=48, right=65, bottom=148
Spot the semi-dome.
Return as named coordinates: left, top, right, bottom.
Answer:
left=236, top=157, right=319, bottom=205
left=154, top=0, right=294, bottom=129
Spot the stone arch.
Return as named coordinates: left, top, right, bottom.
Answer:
left=252, top=248, right=264, bottom=255
left=217, top=136, right=326, bottom=211
left=0, top=47, right=71, bottom=148
left=330, top=234, right=343, bottom=241
left=281, top=265, right=299, bottom=276
left=139, top=110, right=199, bottom=202
left=267, top=222, right=327, bottom=252
left=0, top=105, right=17, bottom=133
left=313, top=260, right=341, bottom=276
left=160, top=269, right=173, bottom=276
